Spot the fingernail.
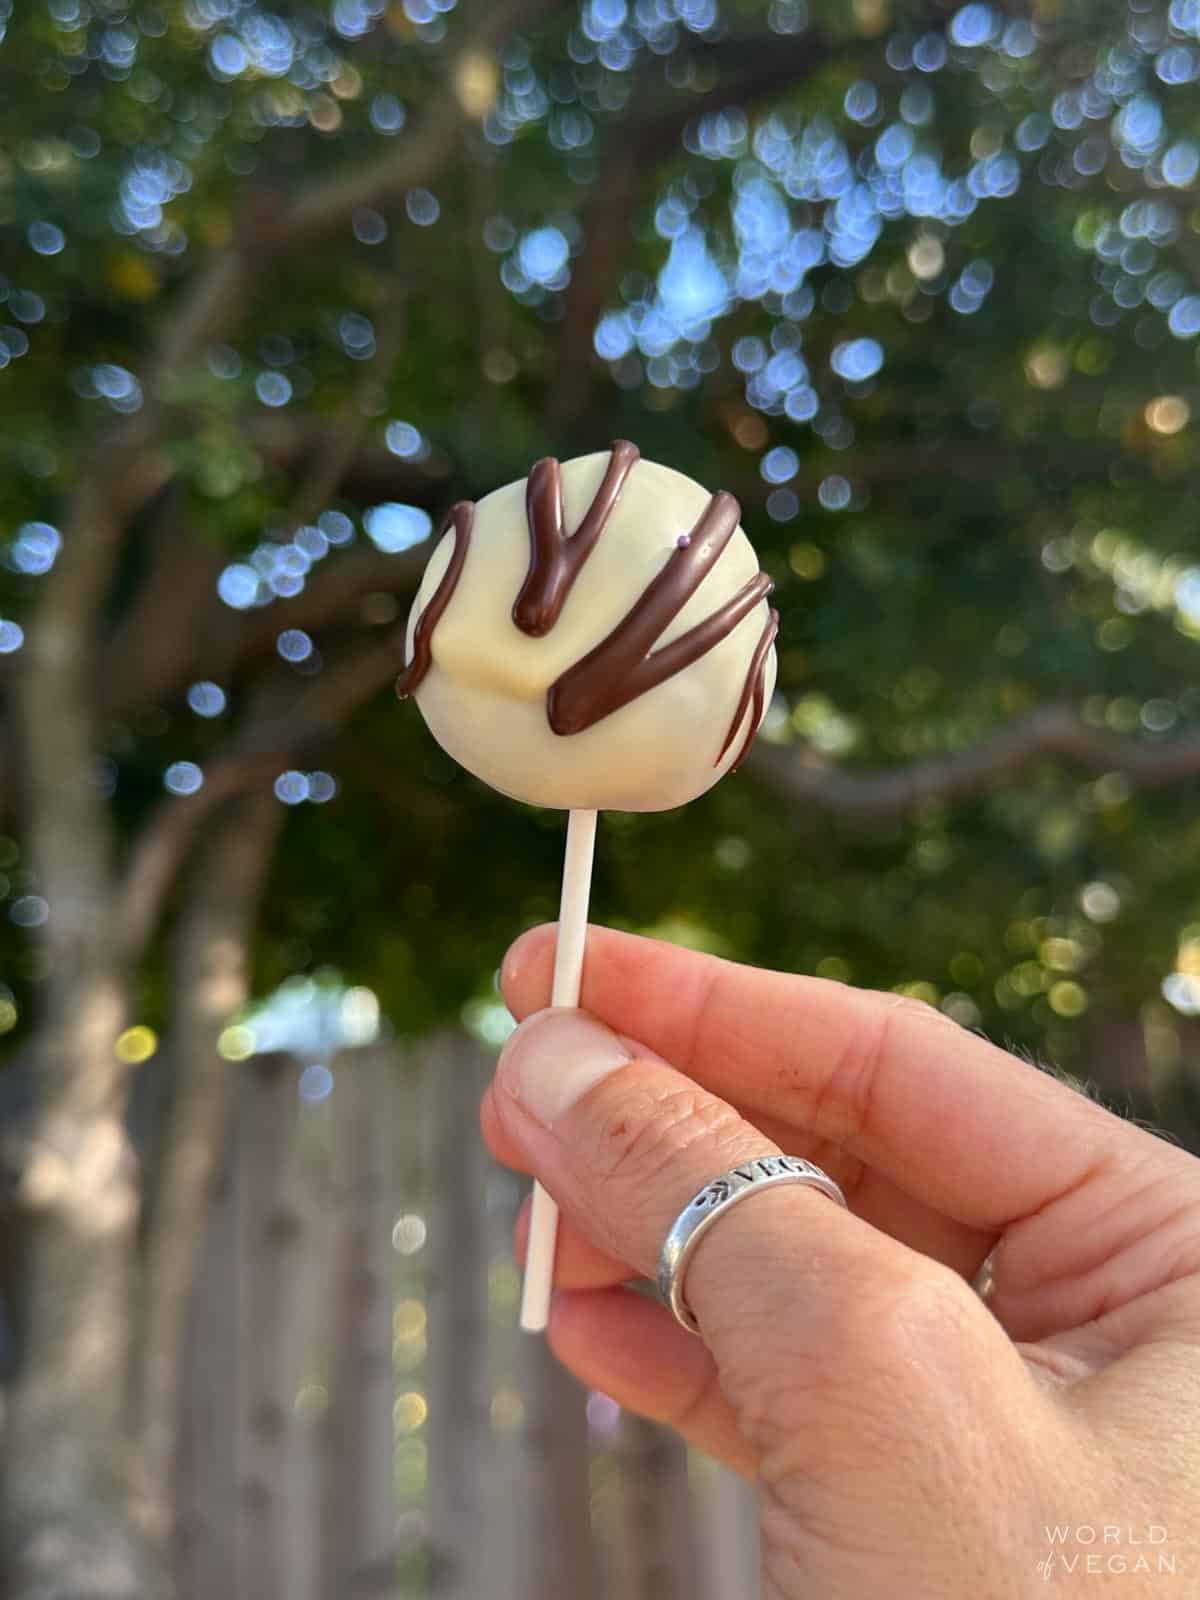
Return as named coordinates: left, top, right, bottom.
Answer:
left=498, top=1008, right=633, bottom=1127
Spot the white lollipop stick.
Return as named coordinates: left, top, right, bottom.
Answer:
left=519, top=806, right=598, bottom=1333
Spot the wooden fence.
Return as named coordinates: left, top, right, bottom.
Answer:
left=174, top=1034, right=760, bottom=1599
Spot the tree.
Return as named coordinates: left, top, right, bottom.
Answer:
left=3, top=0, right=1200, bottom=1593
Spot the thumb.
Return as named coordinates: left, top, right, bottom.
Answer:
left=491, top=1008, right=1048, bottom=1487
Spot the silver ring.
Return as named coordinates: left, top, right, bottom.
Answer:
left=657, top=1154, right=847, bottom=1336
left=972, top=1248, right=997, bottom=1304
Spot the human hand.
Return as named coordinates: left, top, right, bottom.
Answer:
left=480, top=926, right=1200, bottom=1596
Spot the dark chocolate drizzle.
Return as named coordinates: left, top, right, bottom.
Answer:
left=717, top=605, right=779, bottom=771
left=394, top=500, right=473, bottom=699
left=396, top=445, right=777, bottom=769
left=513, top=439, right=640, bottom=636
left=547, top=491, right=773, bottom=740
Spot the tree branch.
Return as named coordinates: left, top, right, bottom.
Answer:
left=1, top=465, right=437, bottom=828
left=96, top=541, right=430, bottom=723
left=550, top=28, right=843, bottom=425
left=250, top=416, right=453, bottom=503
left=34, top=411, right=446, bottom=545
left=548, top=136, right=643, bottom=430
left=73, top=423, right=1138, bottom=730
left=639, top=28, right=846, bottom=163
left=312, top=429, right=1125, bottom=506
left=274, top=270, right=412, bottom=538
left=16, top=0, right=565, bottom=763
left=748, top=703, right=1200, bottom=826
left=96, top=490, right=230, bottom=724
left=281, top=0, right=570, bottom=248
left=113, top=637, right=408, bottom=963
left=149, top=0, right=568, bottom=404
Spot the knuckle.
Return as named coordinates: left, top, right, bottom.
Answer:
left=812, top=994, right=942, bottom=1147
left=583, top=1077, right=746, bottom=1192
left=815, top=1261, right=974, bottom=1402
left=871, top=1261, right=977, bottom=1356
left=741, top=1265, right=978, bottom=1481
left=871, top=1258, right=970, bottom=1345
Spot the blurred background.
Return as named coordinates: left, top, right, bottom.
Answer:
left=3, top=0, right=1200, bottom=1594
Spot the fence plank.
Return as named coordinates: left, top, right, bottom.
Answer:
left=424, top=1031, right=492, bottom=1599
left=614, top=1415, right=699, bottom=1600
left=232, top=1055, right=330, bottom=1600
left=177, top=1135, right=238, bottom=1597
left=520, top=1320, right=597, bottom=1600
left=700, top=1466, right=761, bottom=1600
left=322, top=1045, right=399, bottom=1597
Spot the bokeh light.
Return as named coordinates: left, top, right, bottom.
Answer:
left=187, top=681, right=227, bottom=717
left=164, top=762, right=204, bottom=796
left=115, top=1026, right=158, bottom=1064
left=363, top=504, right=433, bottom=553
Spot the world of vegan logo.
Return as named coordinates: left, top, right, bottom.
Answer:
left=1036, top=1525, right=1175, bottom=1581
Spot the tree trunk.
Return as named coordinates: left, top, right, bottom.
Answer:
left=424, top=1031, right=493, bottom=1599
left=138, top=790, right=283, bottom=1558
left=6, top=486, right=163, bottom=1597
left=615, top=1414, right=698, bottom=1600
left=4, top=1166, right=159, bottom=1600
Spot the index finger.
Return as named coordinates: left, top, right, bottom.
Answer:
left=501, top=924, right=1186, bottom=1232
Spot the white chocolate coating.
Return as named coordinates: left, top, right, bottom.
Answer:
left=402, top=450, right=777, bottom=812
